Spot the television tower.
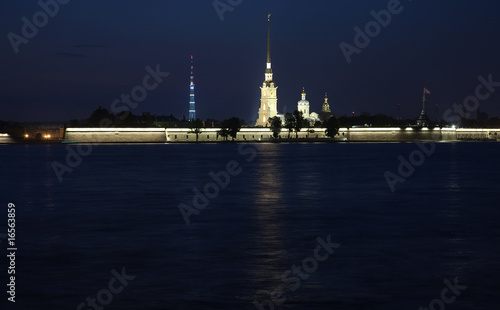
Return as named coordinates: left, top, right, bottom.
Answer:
left=189, top=55, right=196, bottom=121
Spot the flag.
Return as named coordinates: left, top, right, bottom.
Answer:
left=424, top=88, right=431, bottom=95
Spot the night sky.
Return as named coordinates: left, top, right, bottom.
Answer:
left=2, top=0, right=500, bottom=123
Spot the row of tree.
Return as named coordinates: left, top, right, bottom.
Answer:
left=188, top=111, right=340, bottom=141
left=269, top=111, right=340, bottom=139
left=82, top=107, right=500, bottom=129
left=189, top=117, right=242, bottom=141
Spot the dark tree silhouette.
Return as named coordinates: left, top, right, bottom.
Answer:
left=268, top=116, right=282, bottom=139
left=219, top=117, right=241, bottom=141
left=88, top=107, right=115, bottom=127
left=293, top=110, right=305, bottom=138
left=189, top=118, right=204, bottom=141
left=284, top=113, right=295, bottom=138
left=217, top=127, right=229, bottom=141
left=116, top=111, right=138, bottom=126
left=324, top=116, right=340, bottom=138
left=226, top=117, right=241, bottom=140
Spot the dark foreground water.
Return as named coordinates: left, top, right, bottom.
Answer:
left=0, top=142, right=499, bottom=309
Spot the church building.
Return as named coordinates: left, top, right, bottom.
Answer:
left=256, top=14, right=278, bottom=127
left=297, top=88, right=310, bottom=119
left=256, top=15, right=334, bottom=127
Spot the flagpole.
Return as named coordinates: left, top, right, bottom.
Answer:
left=422, top=87, right=426, bottom=111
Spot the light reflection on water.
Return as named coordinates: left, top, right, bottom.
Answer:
left=251, top=144, right=288, bottom=285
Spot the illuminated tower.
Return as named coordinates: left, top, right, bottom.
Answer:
left=297, top=88, right=310, bottom=119
left=319, top=92, right=333, bottom=122
left=256, top=14, right=278, bottom=127
left=189, top=55, right=196, bottom=121
left=322, top=92, right=331, bottom=114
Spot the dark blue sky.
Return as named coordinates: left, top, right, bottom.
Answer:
left=1, top=0, right=500, bottom=123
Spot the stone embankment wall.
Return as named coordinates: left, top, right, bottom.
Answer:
left=0, top=133, right=15, bottom=143
left=65, top=128, right=166, bottom=143
left=62, top=128, right=500, bottom=143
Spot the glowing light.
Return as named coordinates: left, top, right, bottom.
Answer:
left=350, top=127, right=401, bottom=132
left=66, top=128, right=165, bottom=132
left=456, top=128, right=488, bottom=132
left=25, top=134, right=29, bottom=138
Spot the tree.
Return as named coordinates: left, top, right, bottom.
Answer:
left=324, top=116, right=340, bottom=138
left=293, top=110, right=305, bottom=138
left=217, top=127, right=229, bottom=141
left=116, top=111, right=139, bottom=126
left=226, top=117, right=242, bottom=140
left=284, top=113, right=295, bottom=138
left=88, top=107, right=115, bottom=127
left=69, top=119, right=80, bottom=127
left=189, top=118, right=204, bottom=142
left=319, top=111, right=332, bottom=123
left=219, top=117, right=241, bottom=141
left=268, top=116, right=282, bottom=139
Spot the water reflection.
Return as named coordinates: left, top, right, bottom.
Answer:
left=446, top=143, right=460, bottom=192
left=249, top=144, right=288, bottom=285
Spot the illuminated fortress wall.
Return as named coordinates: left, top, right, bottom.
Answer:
left=62, top=128, right=500, bottom=143
left=166, top=128, right=328, bottom=142
left=65, top=128, right=166, bottom=143
left=342, top=128, right=453, bottom=142
left=342, top=128, right=499, bottom=142
left=0, top=133, right=15, bottom=143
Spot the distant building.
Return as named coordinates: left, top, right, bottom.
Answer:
left=256, top=14, right=278, bottom=127
left=23, top=122, right=65, bottom=140
left=297, top=88, right=310, bottom=119
left=322, top=93, right=331, bottom=114
left=309, top=112, right=320, bottom=124
left=319, top=92, right=333, bottom=122
left=295, top=89, right=328, bottom=125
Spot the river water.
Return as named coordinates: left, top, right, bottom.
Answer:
left=1, top=142, right=499, bottom=309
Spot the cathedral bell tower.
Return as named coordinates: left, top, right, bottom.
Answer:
left=256, top=14, right=278, bottom=127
